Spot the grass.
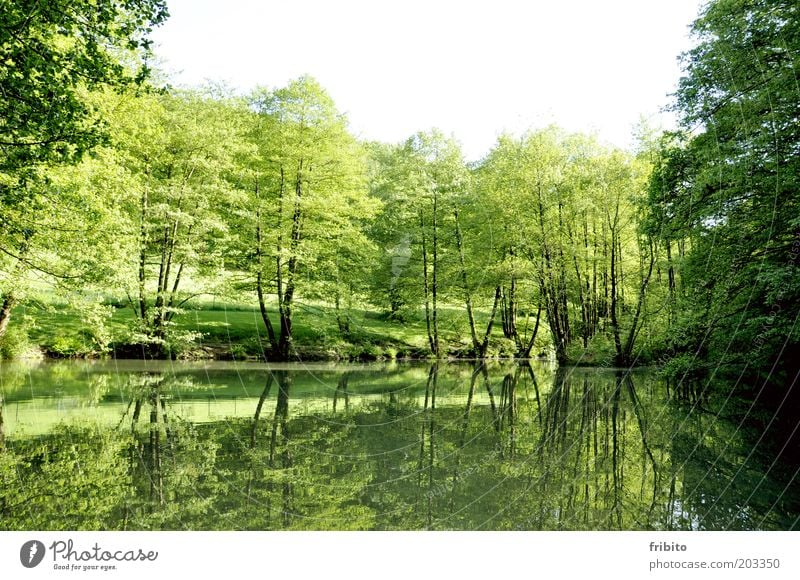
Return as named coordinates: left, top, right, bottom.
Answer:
left=13, top=299, right=439, bottom=360
left=8, top=294, right=555, bottom=361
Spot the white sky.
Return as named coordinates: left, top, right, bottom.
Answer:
left=150, top=0, right=705, bottom=161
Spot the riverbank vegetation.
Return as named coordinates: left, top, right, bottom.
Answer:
left=1, top=0, right=798, bottom=396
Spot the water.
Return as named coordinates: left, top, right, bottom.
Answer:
left=0, top=359, right=797, bottom=530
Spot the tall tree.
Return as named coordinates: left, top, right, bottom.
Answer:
left=0, top=0, right=167, bottom=342
left=107, top=90, right=241, bottom=354
left=245, top=76, right=376, bottom=360
left=652, top=0, right=800, bottom=386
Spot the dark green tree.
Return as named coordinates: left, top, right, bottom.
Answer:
left=653, top=0, right=800, bottom=388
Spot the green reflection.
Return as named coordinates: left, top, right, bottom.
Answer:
left=0, top=361, right=797, bottom=530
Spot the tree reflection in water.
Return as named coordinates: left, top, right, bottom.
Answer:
left=0, top=361, right=798, bottom=530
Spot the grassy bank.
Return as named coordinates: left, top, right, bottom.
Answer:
left=8, top=299, right=534, bottom=361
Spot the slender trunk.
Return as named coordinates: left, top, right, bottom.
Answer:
left=666, top=241, right=676, bottom=328
left=255, top=191, right=278, bottom=353
left=520, top=302, right=543, bottom=358
left=479, top=286, right=502, bottom=358
left=556, top=202, right=570, bottom=347
left=278, top=163, right=303, bottom=360
left=420, top=211, right=435, bottom=355
left=583, top=216, right=594, bottom=339
left=0, top=294, right=15, bottom=339
left=601, top=220, right=608, bottom=323
left=454, top=208, right=479, bottom=351
left=535, top=185, right=567, bottom=363
left=571, top=239, right=588, bottom=349
left=159, top=218, right=181, bottom=324
left=138, top=189, right=148, bottom=323
left=501, top=248, right=521, bottom=348
left=609, top=210, right=623, bottom=365
left=610, top=232, right=622, bottom=364
left=152, top=219, right=170, bottom=338
left=432, top=191, right=440, bottom=357
left=164, top=263, right=184, bottom=321
left=618, top=235, right=626, bottom=312
left=164, top=218, right=194, bottom=324
left=622, top=237, right=656, bottom=364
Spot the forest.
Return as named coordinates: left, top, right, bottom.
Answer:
left=1, top=0, right=798, bottom=399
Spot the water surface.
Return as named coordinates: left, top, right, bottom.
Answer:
left=1, top=360, right=797, bottom=530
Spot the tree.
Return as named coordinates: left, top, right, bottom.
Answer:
left=652, top=0, right=800, bottom=387
left=369, top=131, right=473, bottom=357
left=0, top=145, right=134, bottom=344
left=106, top=90, right=242, bottom=354
left=244, top=76, right=376, bottom=360
left=0, top=0, right=167, bottom=344
left=0, top=0, right=168, bottom=177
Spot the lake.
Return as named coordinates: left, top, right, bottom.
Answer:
left=1, top=359, right=798, bottom=530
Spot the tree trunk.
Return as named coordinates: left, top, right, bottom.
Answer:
left=609, top=211, right=623, bottom=365
left=520, top=302, right=542, bottom=358
left=610, top=235, right=623, bottom=364
left=622, top=237, right=656, bottom=365
left=255, top=190, right=278, bottom=354
left=453, top=208, right=479, bottom=352
left=0, top=294, right=15, bottom=340
left=534, top=185, right=568, bottom=364
left=278, top=162, right=303, bottom=361
left=431, top=191, right=440, bottom=357
left=420, top=211, right=436, bottom=355
left=479, top=286, right=502, bottom=358
left=666, top=241, right=676, bottom=328
left=138, top=189, right=149, bottom=323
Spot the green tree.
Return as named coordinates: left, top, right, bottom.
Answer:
left=106, top=90, right=242, bottom=354
left=650, top=0, right=800, bottom=387
left=369, top=131, right=473, bottom=357
left=0, top=0, right=168, bottom=176
left=0, top=0, right=167, bottom=346
left=244, top=76, right=377, bottom=360
left=0, top=147, right=133, bottom=345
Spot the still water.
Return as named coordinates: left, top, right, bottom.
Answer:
left=0, top=360, right=797, bottom=530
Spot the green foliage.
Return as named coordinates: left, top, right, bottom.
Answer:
left=0, top=0, right=168, bottom=175
left=0, top=323, right=33, bottom=359
left=642, top=0, right=800, bottom=386
left=0, top=425, right=131, bottom=530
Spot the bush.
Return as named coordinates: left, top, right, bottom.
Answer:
left=659, top=353, right=705, bottom=382
left=46, top=335, right=91, bottom=358
left=485, top=338, right=518, bottom=358
left=77, top=302, right=115, bottom=353
left=0, top=324, right=35, bottom=359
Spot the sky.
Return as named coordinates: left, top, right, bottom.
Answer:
left=150, top=0, right=706, bottom=161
